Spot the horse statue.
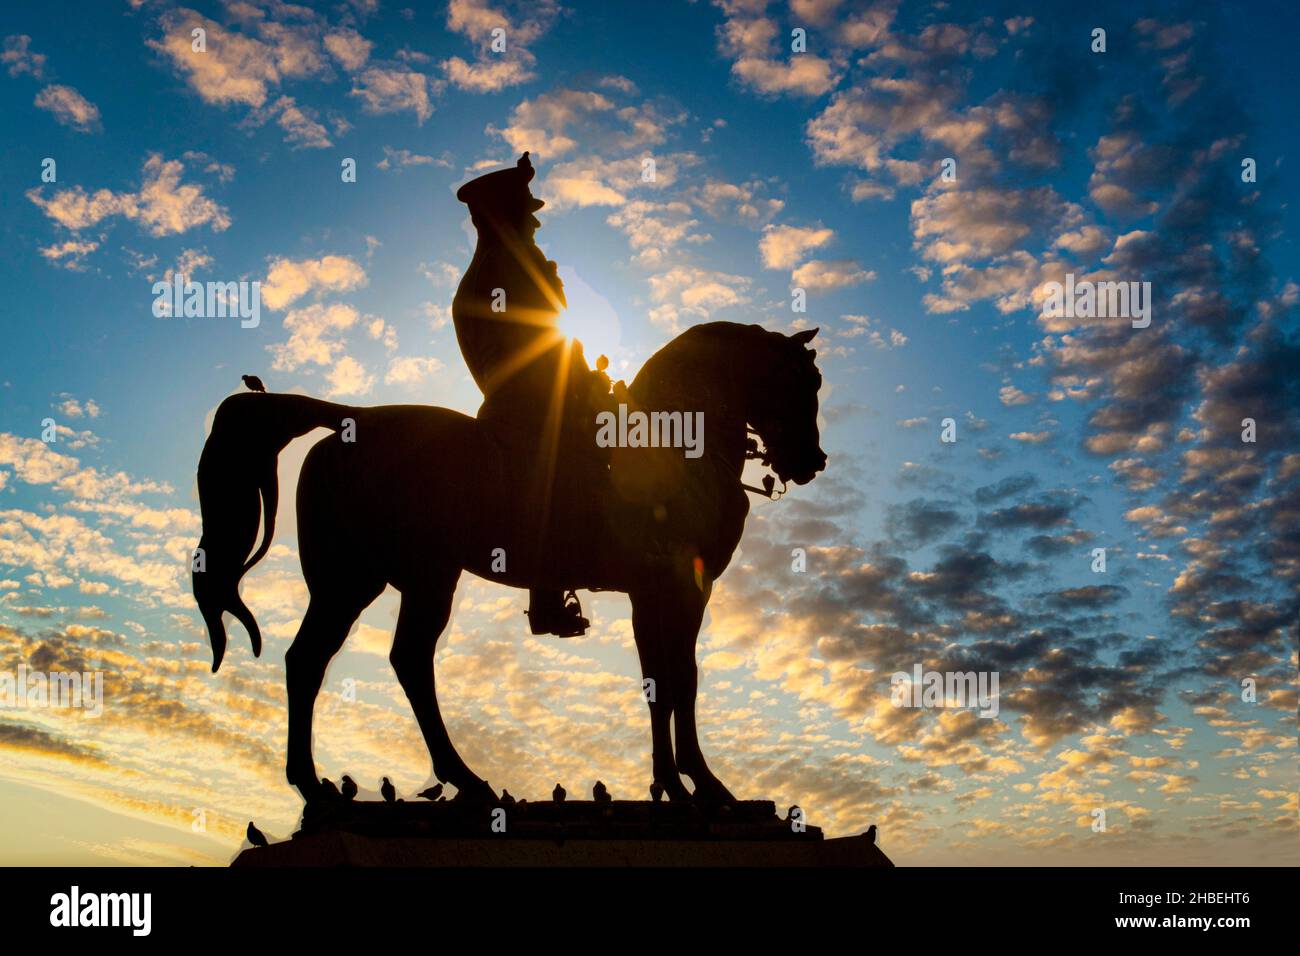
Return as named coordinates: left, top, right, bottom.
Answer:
left=191, top=163, right=827, bottom=808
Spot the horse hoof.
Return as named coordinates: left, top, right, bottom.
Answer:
left=453, top=780, right=497, bottom=804
left=691, top=782, right=737, bottom=805
left=661, top=782, right=694, bottom=803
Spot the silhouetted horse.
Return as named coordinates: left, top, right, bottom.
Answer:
left=193, top=322, right=826, bottom=804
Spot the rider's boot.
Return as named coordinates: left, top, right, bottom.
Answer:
left=526, top=588, right=589, bottom=637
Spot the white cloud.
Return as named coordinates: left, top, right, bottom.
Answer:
left=385, top=356, right=444, bottom=387
left=262, top=255, right=367, bottom=311
left=269, top=302, right=364, bottom=372
left=646, top=265, right=751, bottom=331
left=324, top=29, right=372, bottom=71
left=350, top=67, right=437, bottom=123
left=325, top=355, right=374, bottom=397
left=2, top=35, right=46, bottom=78
left=27, top=154, right=231, bottom=237
left=442, top=0, right=559, bottom=92
left=790, top=259, right=874, bottom=291
left=39, top=239, right=99, bottom=270
left=148, top=7, right=326, bottom=109
left=760, top=224, right=834, bottom=269
left=273, top=97, right=331, bottom=149
left=33, top=85, right=100, bottom=132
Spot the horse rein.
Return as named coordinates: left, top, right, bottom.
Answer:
left=740, top=430, right=788, bottom=500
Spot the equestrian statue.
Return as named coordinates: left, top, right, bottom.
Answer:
left=191, top=152, right=827, bottom=806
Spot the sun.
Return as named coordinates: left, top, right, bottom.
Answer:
left=555, top=265, right=623, bottom=369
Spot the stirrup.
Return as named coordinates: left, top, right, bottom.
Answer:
left=526, top=590, right=590, bottom=638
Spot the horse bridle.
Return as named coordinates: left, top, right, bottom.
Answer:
left=740, top=429, right=789, bottom=500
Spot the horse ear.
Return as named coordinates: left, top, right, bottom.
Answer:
left=791, top=328, right=818, bottom=346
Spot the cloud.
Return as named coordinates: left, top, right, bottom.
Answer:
left=27, top=154, right=230, bottom=237
left=606, top=201, right=709, bottom=266
left=269, top=302, right=364, bottom=371
left=377, top=146, right=441, bottom=170
left=492, top=85, right=680, bottom=160
left=324, top=355, right=373, bottom=397
left=33, top=85, right=100, bottom=131
left=646, top=265, right=751, bottom=331
left=385, top=356, right=444, bottom=387
left=39, top=239, right=99, bottom=270
left=350, top=66, right=438, bottom=122
left=760, top=224, right=834, bottom=269
left=262, top=255, right=367, bottom=311
left=272, top=96, right=331, bottom=149
left=790, top=259, right=874, bottom=292
left=731, top=55, right=840, bottom=97
left=323, top=29, right=372, bottom=71
left=713, top=2, right=843, bottom=96
left=149, top=7, right=327, bottom=109
left=442, top=0, right=559, bottom=92
left=911, top=186, right=1069, bottom=264
left=2, top=35, right=46, bottom=78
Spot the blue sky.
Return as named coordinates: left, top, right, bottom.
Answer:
left=0, top=0, right=1296, bottom=865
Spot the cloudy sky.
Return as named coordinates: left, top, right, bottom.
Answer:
left=0, top=0, right=1296, bottom=866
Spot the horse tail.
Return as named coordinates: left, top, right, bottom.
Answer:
left=193, top=392, right=355, bottom=672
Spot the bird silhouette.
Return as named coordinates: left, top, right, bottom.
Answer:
left=417, top=783, right=444, bottom=801
left=592, top=780, right=611, bottom=803
left=499, top=788, right=516, bottom=805
left=866, top=824, right=877, bottom=844
left=241, top=374, right=266, bottom=392
left=649, top=782, right=664, bottom=803
left=319, top=777, right=341, bottom=800
left=246, top=821, right=268, bottom=847
left=340, top=775, right=358, bottom=801
left=552, top=782, right=566, bottom=802
left=381, top=777, right=396, bottom=803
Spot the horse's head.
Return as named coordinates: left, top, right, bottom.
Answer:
left=744, top=327, right=828, bottom=486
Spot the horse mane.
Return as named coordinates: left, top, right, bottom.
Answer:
left=629, top=322, right=774, bottom=411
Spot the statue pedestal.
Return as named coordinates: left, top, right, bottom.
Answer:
left=232, top=799, right=892, bottom=867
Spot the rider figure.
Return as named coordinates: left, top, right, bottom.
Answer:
left=452, top=152, right=613, bottom=638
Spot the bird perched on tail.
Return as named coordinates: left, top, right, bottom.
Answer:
left=649, top=782, right=664, bottom=803
left=241, top=374, right=266, bottom=392
left=417, top=783, right=444, bottom=801
left=552, top=782, right=566, bottom=802
left=592, top=781, right=611, bottom=803
left=866, top=824, right=877, bottom=844
left=246, top=822, right=268, bottom=847
left=319, top=778, right=341, bottom=801
left=340, top=775, right=358, bottom=801
left=381, top=777, right=396, bottom=803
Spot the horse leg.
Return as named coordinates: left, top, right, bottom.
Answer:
left=285, top=587, right=377, bottom=801
left=630, top=587, right=691, bottom=801
left=671, top=624, right=737, bottom=802
left=658, top=573, right=737, bottom=803
left=390, top=575, right=496, bottom=802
